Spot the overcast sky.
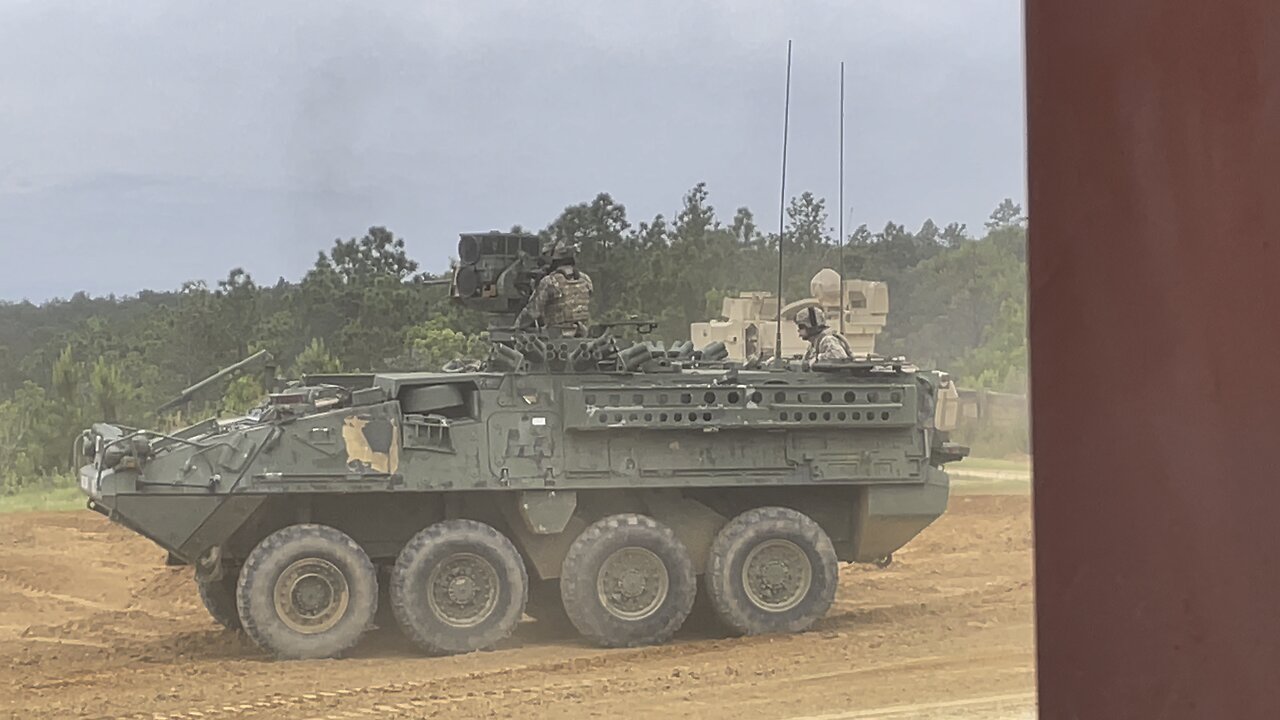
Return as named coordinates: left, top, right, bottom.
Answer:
left=0, top=0, right=1025, bottom=303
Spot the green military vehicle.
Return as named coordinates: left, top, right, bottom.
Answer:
left=77, top=232, right=967, bottom=660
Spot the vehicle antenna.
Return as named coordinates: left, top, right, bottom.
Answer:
left=774, top=40, right=793, bottom=362
left=838, top=60, right=846, bottom=335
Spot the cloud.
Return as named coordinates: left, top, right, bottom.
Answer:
left=0, top=0, right=1024, bottom=301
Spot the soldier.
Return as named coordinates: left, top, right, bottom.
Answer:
left=795, top=306, right=852, bottom=367
left=516, top=238, right=593, bottom=337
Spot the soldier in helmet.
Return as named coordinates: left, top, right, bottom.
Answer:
left=795, top=306, right=852, bottom=367
left=516, top=238, right=593, bottom=337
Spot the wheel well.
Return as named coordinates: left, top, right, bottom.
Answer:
left=685, top=486, right=863, bottom=562
left=221, top=493, right=446, bottom=565
left=216, top=486, right=863, bottom=576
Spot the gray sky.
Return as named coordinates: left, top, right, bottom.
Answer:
left=0, top=0, right=1025, bottom=302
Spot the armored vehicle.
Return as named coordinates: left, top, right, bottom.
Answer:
left=77, top=232, right=968, bottom=660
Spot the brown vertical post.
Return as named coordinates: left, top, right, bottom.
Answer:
left=1027, top=1, right=1280, bottom=717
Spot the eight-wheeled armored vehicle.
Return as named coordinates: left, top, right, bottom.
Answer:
left=77, top=231, right=967, bottom=659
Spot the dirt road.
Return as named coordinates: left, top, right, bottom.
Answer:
left=0, top=494, right=1034, bottom=720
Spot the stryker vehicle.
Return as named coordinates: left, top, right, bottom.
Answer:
left=77, top=231, right=968, bottom=660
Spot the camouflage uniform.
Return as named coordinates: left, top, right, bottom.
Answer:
left=525, top=266, right=593, bottom=337
left=802, top=327, right=853, bottom=366
left=795, top=307, right=852, bottom=367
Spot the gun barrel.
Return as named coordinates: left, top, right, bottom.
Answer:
left=157, top=349, right=274, bottom=413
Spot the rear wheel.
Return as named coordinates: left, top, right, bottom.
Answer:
left=390, top=520, right=527, bottom=655
left=560, top=514, right=695, bottom=648
left=236, top=524, right=378, bottom=659
left=706, top=506, right=838, bottom=636
left=196, top=571, right=240, bottom=631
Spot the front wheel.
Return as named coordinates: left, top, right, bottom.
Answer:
left=390, top=519, right=527, bottom=655
left=559, top=514, right=695, bottom=648
left=236, top=524, right=378, bottom=659
left=705, top=506, right=839, bottom=636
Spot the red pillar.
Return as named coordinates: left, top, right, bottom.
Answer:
left=1027, top=1, right=1280, bottom=717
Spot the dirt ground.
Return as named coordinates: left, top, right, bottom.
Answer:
left=0, top=494, right=1035, bottom=720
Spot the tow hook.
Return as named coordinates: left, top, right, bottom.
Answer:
left=196, top=545, right=225, bottom=582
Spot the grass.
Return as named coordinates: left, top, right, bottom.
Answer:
left=955, top=456, right=1032, bottom=473
left=0, top=485, right=86, bottom=514
left=951, top=475, right=1031, bottom=496
left=949, top=455, right=1032, bottom=496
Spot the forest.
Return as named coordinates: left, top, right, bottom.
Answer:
left=0, top=184, right=1028, bottom=493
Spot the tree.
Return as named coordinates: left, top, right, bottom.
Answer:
left=986, top=198, right=1026, bottom=230
left=0, top=186, right=1030, bottom=488
left=297, top=227, right=435, bottom=370
left=786, top=192, right=832, bottom=250
left=213, top=268, right=259, bottom=359
left=730, top=207, right=759, bottom=245
left=89, top=357, right=130, bottom=423
left=399, top=318, right=486, bottom=371
left=291, top=338, right=343, bottom=376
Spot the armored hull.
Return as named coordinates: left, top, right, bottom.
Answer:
left=79, top=357, right=964, bottom=658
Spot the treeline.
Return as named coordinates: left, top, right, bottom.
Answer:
left=0, top=184, right=1027, bottom=492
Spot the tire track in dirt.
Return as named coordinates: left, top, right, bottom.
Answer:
left=781, top=692, right=1037, bottom=720
left=0, top=570, right=119, bottom=612
left=2, top=494, right=1036, bottom=720
left=95, top=603, right=1026, bottom=720
left=286, top=651, right=1031, bottom=720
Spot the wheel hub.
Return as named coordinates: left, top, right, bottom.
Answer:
left=759, top=559, right=789, bottom=588
left=274, top=558, right=350, bottom=634
left=292, top=574, right=334, bottom=615
left=743, top=539, right=813, bottom=613
left=597, top=547, right=669, bottom=621
left=448, top=575, right=478, bottom=604
left=619, top=569, right=646, bottom=597
left=427, top=552, right=499, bottom=628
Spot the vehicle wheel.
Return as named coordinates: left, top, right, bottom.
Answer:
left=706, top=506, right=839, bottom=636
left=390, top=519, right=527, bottom=655
left=196, top=571, right=241, bottom=631
left=236, top=524, right=377, bottom=660
left=559, top=514, right=696, bottom=648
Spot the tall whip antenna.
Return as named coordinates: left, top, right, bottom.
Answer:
left=838, top=61, right=846, bottom=335
left=774, top=40, right=793, bottom=362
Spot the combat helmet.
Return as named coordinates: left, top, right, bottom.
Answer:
left=794, top=306, right=828, bottom=332
left=546, top=237, right=579, bottom=263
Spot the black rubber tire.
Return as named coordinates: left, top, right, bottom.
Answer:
left=390, top=519, right=527, bottom=655
left=196, top=571, right=241, bottom=631
left=236, top=524, right=378, bottom=660
left=559, top=514, right=696, bottom=648
left=706, top=506, right=839, bottom=636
